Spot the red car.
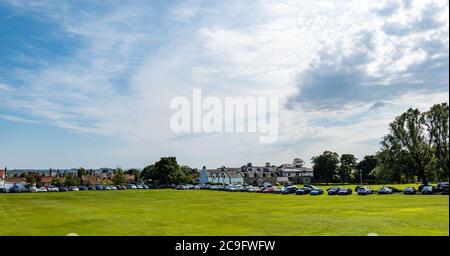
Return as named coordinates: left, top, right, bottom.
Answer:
left=263, top=187, right=275, bottom=193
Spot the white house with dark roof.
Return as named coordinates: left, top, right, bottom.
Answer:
left=199, top=167, right=244, bottom=185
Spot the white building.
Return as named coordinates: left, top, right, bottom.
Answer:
left=0, top=169, right=5, bottom=189
left=277, top=164, right=313, bottom=184
left=199, top=167, right=244, bottom=185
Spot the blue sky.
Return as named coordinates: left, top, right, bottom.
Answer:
left=0, top=0, right=448, bottom=169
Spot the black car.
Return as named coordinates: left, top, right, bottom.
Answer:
left=95, top=184, right=105, bottom=190
left=327, top=187, right=341, bottom=195
left=8, top=186, right=22, bottom=193
left=79, top=186, right=89, bottom=191
left=338, top=188, right=352, bottom=195
left=281, top=186, right=298, bottom=194
left=386, top=186, right=402, bottom=193
left=436, top=182, right=449, bottom=194
left=296, top=187, right=312, bottom=195
left=59, top=187, right=69, bottom=192
left=88, top=185, right=96, bottom=190
left=403, top=187, right=417, bottom=195
left=442, top=184, right=449, bottom=195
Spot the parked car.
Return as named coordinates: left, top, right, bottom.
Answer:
left=263, top=186, right=275, bottom=193
left=403, top=187, right=417, bottom=195
left=120, top=185, right=128, bottom=190
left=247, top=186, right=257, bottom=192
left=79, top=186, right=88, bottom=191
left=378, top=187, right=393, bottom=194
left=357, top=186, right=373, bottom=195
left=127, top=184, right=137, bottom=189
left=59, top=187, right=69, bottom=192
left=338, top=188, right=352, bottom=195
left=296, top=187, right=312, bottom=195
left=273, top=187, right=284, bottom=194
left=103, top=185, right=112, bottom=190
left=442, top=184, right=449, bottom=195
left=47, top=186, right=59, bottom=192
left=421, top=186, right=434, bottom=195
left=69, top=186, right=79, bottom=191
left=8, top=186, right=23, bottom=193
left=304, top=185, right=319, bottom=190
left=88, top=185, right=96, bottom=190
left=95, top=184, right=105, bottom=190
left=110, top=185, right=118, bottom=190
left=327, top=187, right=341, bottom=195
left=310, top=188, right=324, bottom=195
left=281, top=185, right=298, bottom=194
left=40, top=187, right=48, bottom=192
left=255, top=187, right=265, bottom=193
left=435, top=182, right=449, bottom=194
left=386, top=186, right=402, bottom=193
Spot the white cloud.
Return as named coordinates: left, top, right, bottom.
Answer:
left=0, top=0, right=448, bottom=168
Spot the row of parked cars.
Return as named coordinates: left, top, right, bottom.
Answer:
left=176, top=182, right=449, bottom=196
left=0, top=183, right=160, bottom=193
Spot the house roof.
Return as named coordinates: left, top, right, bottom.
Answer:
left=227, top=171, right=243, bottom=179
left=4, top=177, right=26, bottom=183
left=40, top=176, right=53, bottom=183
left=203, top=169, right=222, bottom=177
left=81, top=175, right=98, bottom=182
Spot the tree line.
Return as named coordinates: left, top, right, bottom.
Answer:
left=312, top=103, right=449, bottom=185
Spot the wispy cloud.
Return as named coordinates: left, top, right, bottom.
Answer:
left=0, top=0, right=448, bottom=168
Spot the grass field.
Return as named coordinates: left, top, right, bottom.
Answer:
left=0, top=189, right=448, bottom=236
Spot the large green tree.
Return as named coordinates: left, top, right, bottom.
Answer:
left=423, top=103, right=449, bottom=180
left=339, top=154, right=357, bottom=184
left=381, top=108, right=433, bottom=184
left=355, top=155, right=378, bottom=183
left=311, top=151, right=340, bottom=184
left=141, top=157, right=185, bottom=184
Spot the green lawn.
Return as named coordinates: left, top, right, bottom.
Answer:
left=0, top=189, right=448, bottom=236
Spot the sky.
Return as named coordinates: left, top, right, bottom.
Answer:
left=0, top=0, right=448, bottom=169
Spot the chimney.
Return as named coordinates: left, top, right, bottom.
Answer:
left=265, top=162, right=270, bottom=167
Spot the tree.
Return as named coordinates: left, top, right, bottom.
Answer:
left=423, top=103, right=449, bottom=180
left=141, top=157, right=184, bottom=184
left=339, top=154, right=357, bottom=184
left=311, top=151, right=340, bottom=185
left=293, top=158, right=305, bottom=167
left=355, top=155, right=378, bottom=183
left=381, top=108, right=433, bottom=184
left=113, top=170, right=126, bottom=185
left=51, top=177, right=62, bottom=187
left=77, top=167, right=87, bottom=177
left=24, top=173, right=37, bottom=186
left=64, top=175, right=80, bottom=187
left=140, top=164, right=156, bottom=182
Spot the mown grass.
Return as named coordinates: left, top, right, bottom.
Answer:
left=0, top=189, right=448, bottom=236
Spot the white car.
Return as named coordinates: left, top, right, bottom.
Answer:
left=47, top=186, right=59, bottom=192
